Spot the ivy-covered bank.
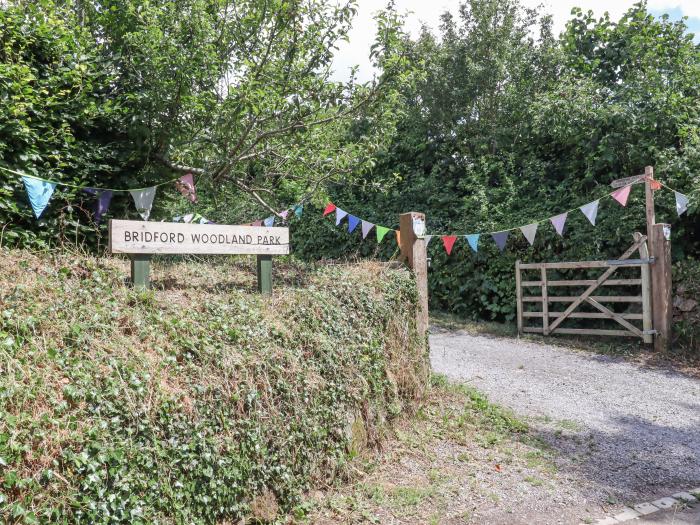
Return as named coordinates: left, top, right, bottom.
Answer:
left=0, top=251, right=428, bottom=523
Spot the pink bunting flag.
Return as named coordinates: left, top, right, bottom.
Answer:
left=611, top=185, right=632, bottom=207
left=175, top=173, right=197, bottom=203
left=442, top=236, right=457, bottom=255
left=550, top=212, right=568, bottom=237
left=279, top=210, right=289, bottom=220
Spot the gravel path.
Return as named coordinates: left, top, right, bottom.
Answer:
left=430, top=327, right=700, bottom=507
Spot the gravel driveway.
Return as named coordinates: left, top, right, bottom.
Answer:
left=430, top=326, right=700, bottom=515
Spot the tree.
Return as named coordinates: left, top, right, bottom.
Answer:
left=69, top=0, right=412, bottom=217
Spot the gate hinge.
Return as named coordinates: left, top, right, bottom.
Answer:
left=642, top=330, right=658, bottom=335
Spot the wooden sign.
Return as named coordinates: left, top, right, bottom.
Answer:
left=109, top=219, right=290, bottom=255
left=610, top=174, right=646, bottom=188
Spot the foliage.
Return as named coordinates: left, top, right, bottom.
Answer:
left=0, top=250, right=427, bottom=523
left=297, top=0, right=700, bottom=322
left=0, top=3, right=134, bottom=248
left=0, top=0, right=412, bottom=246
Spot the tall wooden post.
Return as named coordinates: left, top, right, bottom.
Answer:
left=644, top=166, right=655, bottom=255
left=399, top=212, right=429, bottom=339
left=635, top=232, right=654, bottom=345
left=651, top=224, right=672, bottom=351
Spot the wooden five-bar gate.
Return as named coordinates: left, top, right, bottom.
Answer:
left=514, top=166, right=673, bottom=351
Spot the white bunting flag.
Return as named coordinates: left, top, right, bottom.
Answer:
left=519, top=223, right=538, bottom=246
left=675, top=191, right=689, bottom=216
left=130, top=187, right=156, bottom=221
left=579, top=200, right=599, bottom=226
left=361, top=220, right=374, bottom=239
left=335, top=208, right=348, bottom=226
left=424, top=235, right=433, bottom=246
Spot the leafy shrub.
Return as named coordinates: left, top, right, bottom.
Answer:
left=0, top=251, right=428, bottom=523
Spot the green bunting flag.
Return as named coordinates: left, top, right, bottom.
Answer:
left=376, top=225, right=390, bottom=242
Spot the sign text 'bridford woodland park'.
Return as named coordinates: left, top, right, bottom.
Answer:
left=109, top=219, right=290, bottom=255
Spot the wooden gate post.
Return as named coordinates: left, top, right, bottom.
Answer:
left=651, top=223, right=672, bottom=351
left=399, top=212, right=429, bottom=339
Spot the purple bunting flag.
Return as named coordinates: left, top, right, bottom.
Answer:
left=84, top=188, right=113, bottom=223
left=550, top=212, right=568, bottom=237
left=492, top=231, right=508, bottom=252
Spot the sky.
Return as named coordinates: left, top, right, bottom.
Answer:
left=330, top=0, right=700, bottom=82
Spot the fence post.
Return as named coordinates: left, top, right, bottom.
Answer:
left=130, top=254, right=151, bottom=289
left=515, top=260, right=523, bottom=336
left=651, top=224, right=672, bottom=351
left=257, top=254, right=273, bottom=294
left=635, top=232, right=654, bottom=345
left=399, top=212, right=429, bottom=340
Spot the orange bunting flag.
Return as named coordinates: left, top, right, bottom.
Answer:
left=650, top=179, right=661, bottom=191
left=323, top=203, right=336, bottom=216
left=442, top=235, right=457, bottom=255
left=395, top=230, right=401, bottom=246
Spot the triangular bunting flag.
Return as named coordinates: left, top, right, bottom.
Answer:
left=424, top=235, right=433, bottom=246
left=442, top=235, right=457, bottom=255
left=22, top=176, right=56, bottom=218
left=675, top=191, right=689, bottom=216
left=650, top=179, right=661, bottom=190
left=550, top=212, right=568, bottom=237
left=84, top=188, right=113, bottom=223
left=465, top=234, right=480, bottom=253
left=294, top=204, right=303, bottom=218
left=252, top=219, right=263, bottom=226
left=611, top=185, right=632, bottom=206
left=323, top=203, right=336, bottom=216
left=335, top=208, right=348, bottom=226
left=519, top=223, right=538, bottom=246
left=175, top=173, right=197, bottom=203
left=579, top=200, right=599, bottom=226
left=376, top=225, right=390, bottom=242
left=130, top=187, right=156, bottom=220
left=347, top=215, right=360, bottom=233
left=361, top=221, right=374, bottom=239
left=491, top=231, right=509, bottom=252
left=395, top=230, right=401, bottom=246
left=279, top=210, right=289, bottom=220
left=263, top=216, right=275, bottom=227
left=182, top=213, right=194, bottom=223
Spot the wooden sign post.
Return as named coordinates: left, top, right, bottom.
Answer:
left=109, top=219, right=290, bottom=293
left=399, top=212, right=429, bottom=340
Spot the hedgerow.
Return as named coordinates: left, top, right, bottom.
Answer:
left=0, top=251, right=428, bottom=523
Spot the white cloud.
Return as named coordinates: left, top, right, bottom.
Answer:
left=331, top=0, right=698, bottom=83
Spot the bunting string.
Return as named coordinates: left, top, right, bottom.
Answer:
left=322, top=176, right=692, bottom=255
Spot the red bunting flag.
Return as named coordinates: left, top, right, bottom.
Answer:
left=323, top=203, right=336, bottom=216
left=442, top=235, right=457, bottom=255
